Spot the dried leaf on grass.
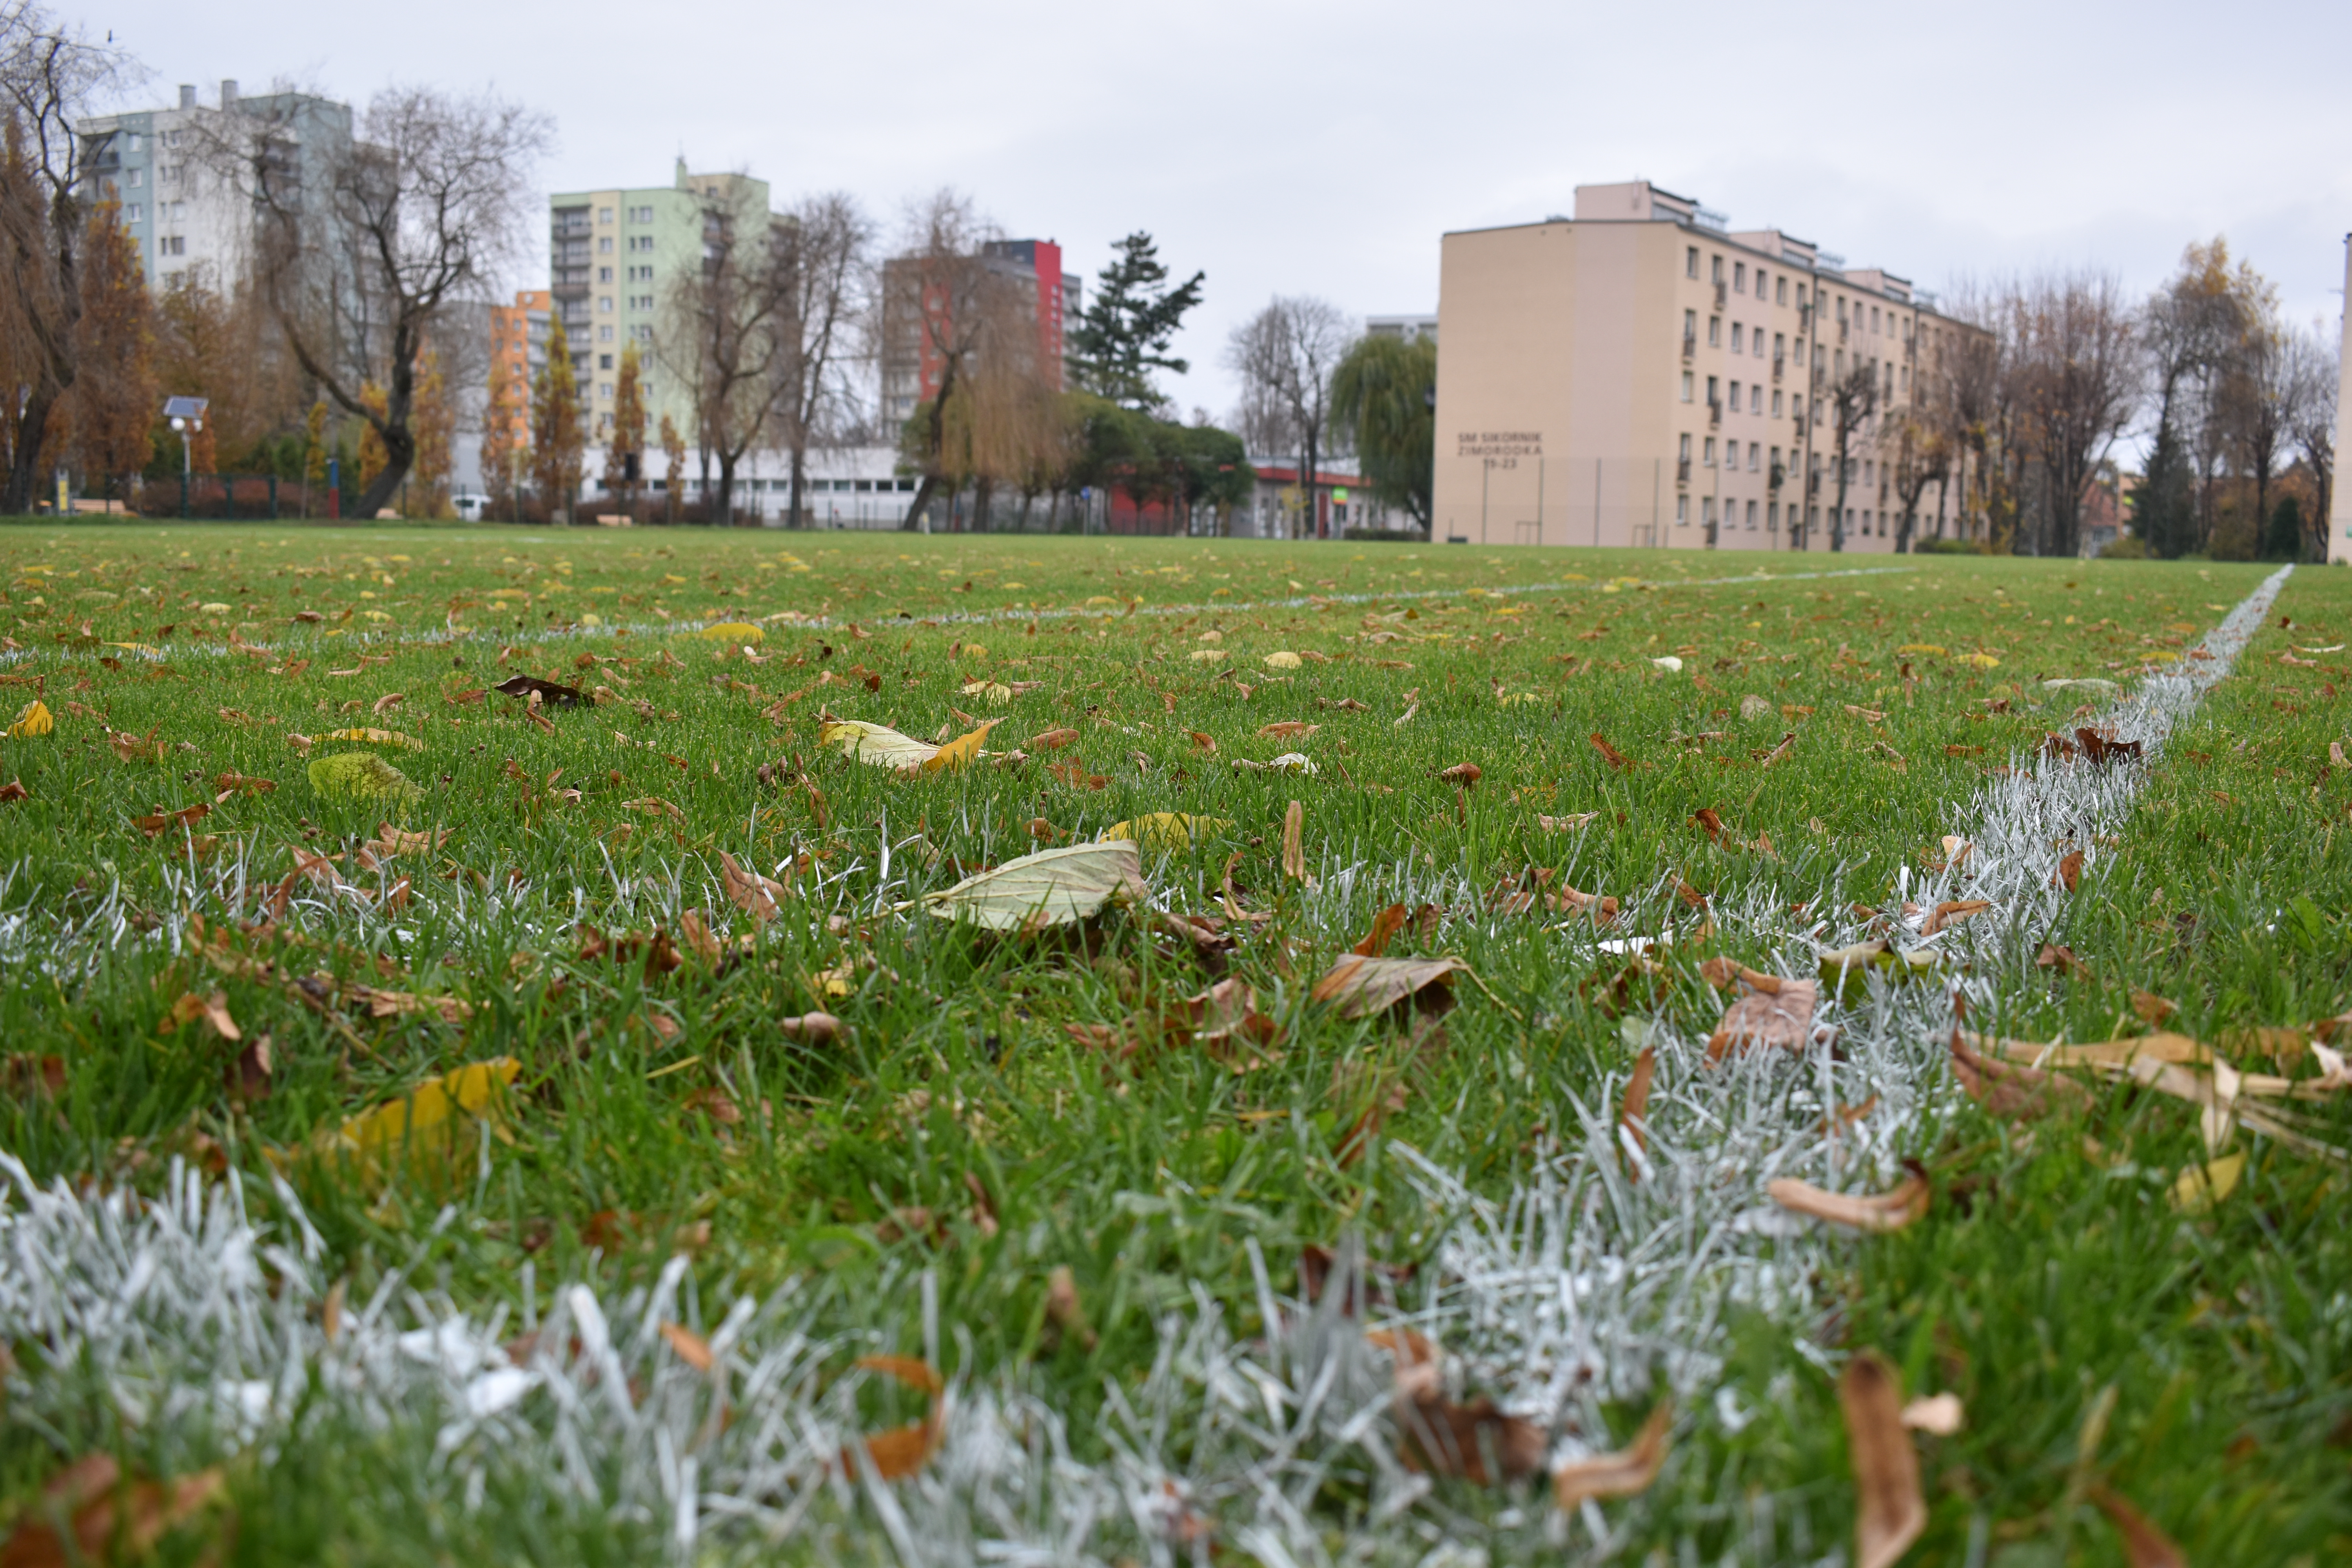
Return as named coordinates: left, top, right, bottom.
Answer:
left=1281, top=799, right=1306, bottom=881
left=659, top=1320, right=714, bottom=1372
left=493, top=674, right=588, bottom=708
left=1537, top=810, right=1599, bottom=832
left=1768, top=1170, right=1929, bottom=1232
left=303, top=1058, right=522, bottom=1183
left=1920, top=898, right=1992, bottom=935
left=1097, top=811, right=1230, bottom=851
left=0, top=777, right=26, bottom=803
left=1706, top=976, right=1821, bottom=1061
left=7, top=699, right=53, bottom=738
left=1552, top=1402, right=1674, bottom=1510
left=1044, top=1265, right=1098, bottom=1349
left=2037, top=943, right=2091, bottom=978
left=819, top=719, right=937, bottom=771
left=847, top=1354, right=946, bottom=1480
left=921, top=718, right=996, bottom=773
left=1619, top=1045, right=1656, bottom=1171
left=0, top=1456, right=226, bottom=1568
left=1029, top=726, right=1079, bottom=750
left=1312, top=953, right=1465, bottom=1019
left=161, top=990, right=241, bottom=1042
left=1353, top=902, right=1409, bottom=957
left=1589, top=732, right=1634, bottom=769
left=719, top=851, right=788, bottom=920
left=1183, top=977, right=1281, bottom=1069
left=133, top=802, right=210, bottom=837
left=2056, top=848, right=2085, bottom=891
left=1367, top=1328, right=1548, bottom=1487
left=319, top=726, right=423, bottom=751
left=1840, top=1349, right=1926, bottom=1568
left=2171, top=1150, right=2245, bottom=1214
left=2090, top=1485, right=2189, bottom=1568
left=308, top=751, right=422, bottom=802
left=1949, top=1031, right=2092, bottom=1119
left=924, top=841, right=1145, bottom=932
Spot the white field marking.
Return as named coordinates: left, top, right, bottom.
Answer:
left=1397, top=564, right=2294, bottom=1472
left=0, top=562, right=1917, bottom=667
left=0, top=571, right=2287, bottom=1559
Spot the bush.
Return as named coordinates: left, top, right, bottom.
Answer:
left=1914, top=536, right=1981, bottom=555
left=1342, top=526, right=1429, bottom=543
left=2098, top=535, right=2149, bottom=560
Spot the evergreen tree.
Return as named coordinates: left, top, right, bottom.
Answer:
left=2134, top=418, right=2196, bottom=558
left=532, top=316, right=585, bottom=522
left=1069, top=233, right=1205, bottom=413
left=479, top=374, right=522, bottom=521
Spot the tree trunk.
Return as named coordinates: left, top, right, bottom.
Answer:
left=1304, top=430, right=1321, bottom=540
left=1830, top=441, right=1850, bottom=553
left=714, top=449, right=737, bottom=527
left=973, top=476, right=993, bottom=534
left=2, top=385, right=62, bottom=515
left=789, top=443, right=807, bottom=530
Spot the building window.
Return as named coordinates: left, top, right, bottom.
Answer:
left=1728, top=379, right=1741, bottom=408
left=1678, top=433, right=1691, bottom=463
left=1771, top=390, right=1783, bottom=417
left=1755, top=268, right=1767, bottom=298
left=1703, top=437, right=1716, bottom=467
left=598, top=236, right=613, bottom=253
left=160, top=235, right=184, bottom=256
left=1711, top=254, right=1724, bottom=283
left=125, top=203, right=142, bottom=223
left=1750, top=386, right=1762, bottom=413
left=1731, top=323, right=1743, bottom=352
left=599, top=383, right=613, bottom=400
left=598, top=296, right=613, bottom=312
left=1703, top=497, right=1717, bottom=528
left=1708, top=317, right=1720, bottom=347
left=1685, top=247, right=1699, bottom=279
left=1676, top=496, right=1690, bottom=526
left=598, top=325, right=614, bottom=342
left=1680, top=371, right=1693, bottom=402
left=1768, top=501, right=1780, bottom=530
left=1683, top=308, right=1695, bottom=341
left=126, top=167, right=142, bottom=187
left=1901, top=365, right=1910, bottom=392
left=1706, top=376, right=1718, bottom=406
left=1749, top=442, right=1761, bottom=471
left=599, top=207, right=613, bottom=224
left=1733, top=261, right=1746, bottom=292
left=599, top=354, right=613, bottom=370
left=597, top=266, right=612, bottom=283
left=1773, top=331, right=1785, bottom=359
left=1777, top=278, right=1789, bottom=305
left=1746, top=500, right=1758, bottom=529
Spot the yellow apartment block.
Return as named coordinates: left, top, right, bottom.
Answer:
left=1434, top=180, right=1987, bottom=552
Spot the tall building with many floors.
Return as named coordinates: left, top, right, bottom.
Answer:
left=1433, top=180, right=1987, bottom=551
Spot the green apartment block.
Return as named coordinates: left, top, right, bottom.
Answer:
left=548, top=162, right=773, bottom=451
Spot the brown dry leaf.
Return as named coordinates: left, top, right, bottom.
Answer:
left=132, top=801, right=211, bottom=838
left=846, top=1353, right=947, bottom=1480
left=1182, top=977, right=1281, bottom=1069
left=1258, top=719, right=1319, bottom=740
left=1029, top=726, right=1079, bottom=750
left=226, top=1034, right=274, bottom=1100
left=1920, top=898, right=1992, bottom=935
left=2131, top=989, right=2179, bottom=1025
left=1840, top=1349, right=1926, bottom=1568
left=1698, top=957, right=1785, bottom=993
left=212, top=771, right=276, bottom=798
left=1767, top=1172, right=1929, bottom=1232
left=1045, top=1265, right=1098, bottom=1350
left=2036, top=943, right=2091, bottom=978
left=1620, top=1045, right=1657, bottom=1170
left=1552, top=1401, right=1674, bottom=1510
left=659, top=1320, right=715, bottom=1372
left=1437, top=761, right=1481, bottom=788
left=365, top=823, right=448, bottom=858
left=1973, top=1030, right=2209, bottom=1070
left=1692, top=807, right=1726, bottom=844
left=162, top=989, right=241, bottom=1042
left=1589, top=732, right=1634, bottom=769
left=1187, top=729, right=1217, bottom=753
left=2056, top=848, right=2085, bottom=892
left=1760, top=730, right=1797, bottom=768
left=1281, top=799, right=1306, bottom=882
left=779, top=1011, right=844, bottom=1045
left=676, top=909, right=725, bottom=964
left=1706, top=977, right=1818, bottom=1061
left=0, top=777, right=26, bottom=804
left=1938, top=835, right=1973, bottom=869
left=2090, top=1484, right=2187, bottom=1568
left=1311, top=953, right=1465, bottom=1019
left=1353, top=902, right=1409, bottom=957
left=1368, top=1328, right=1548, bottom=1486
left=1949, top=1031, right=2091, bottom=1119
left=720, top=851, right=787, bottom=921
left=1537, top=810, right=1599, bottom=832
left=4, top=1460, right=226, bottom=1567
left=963, top=1171, right=1000, bottom=1237
left=1551, top=882, right=1620, bottom=924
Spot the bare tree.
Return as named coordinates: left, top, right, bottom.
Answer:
left=1820, top=362, right=1877, bottom=552
left=2009, top=270, right=2140, bottom=558
left=775, top=192, right=873, bottom=530
left=2286, top=324, right=2337, bottom=559
left=0, top=3, right=136, bottom=513
left=1225, top=296, right=1353, bottom=539
left=1884, top=398, right=1951, bottom=555
left=2219, top=303, right=2295, bottom=558
left=222, top=85, right=550, bottom=520
left=657, top=176, right=803, bottom=526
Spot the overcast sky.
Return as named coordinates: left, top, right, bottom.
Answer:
left=91, top=0, right=2352, bottom=432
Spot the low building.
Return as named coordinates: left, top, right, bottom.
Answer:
left=1241, top=460, right=1403, bottom=539
left=1433, top=180, right=1987, bottom=551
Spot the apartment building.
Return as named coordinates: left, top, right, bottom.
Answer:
left=2332, top=236, right=2351, bottom=564
left=879, top=239, right=1080, bottom=430
left=549, top=164, right=779, bottom=444
left=1433, top=180, right=1984, bottom=551
left=77, top=81, right=355, bottom=295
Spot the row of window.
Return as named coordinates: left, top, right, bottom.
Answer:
left=1684, top=243, right=1952, bottom=358
left=1686, top=246, right=1804, bottom=308
left=593, top=205, right=660, bottom=225
left=1688, top=311, right=1788, bottom=360
left=1678, top=435, right=1786, bottom=474
left=1684, top=374, right=1797, bottom=420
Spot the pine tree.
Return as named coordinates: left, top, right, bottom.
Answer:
left=605, top=338, right=646, bottom=514
left=1069, top=232, right=1205, bottom=413
left=2134, top=418, right=2195, bottom=558
left=532, top=316, right=585, bottom=523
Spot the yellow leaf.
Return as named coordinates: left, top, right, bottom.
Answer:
left=7, top=700, right=53, bottom=738
left=958, top=680, right=1015, bottom=707
left=697, top=621, right=764, bottom=643
left=1895, top=643, right=1947, bottom=657
left=818, top=719, right=938, bottom=771
left=1187, top=648, right=1226, bottom=662
left=1957, top=653, right=2000, bottom=669
left=314, top=1058, right=521, bottom=1184
left=2171, top=1151, right=2245, bottom=1214
left=1262, top=650, right=1303, bottom=669
left=320, top=726, right=423, bottom=751
left=1097, top=812, right=1231, bottom=851
left=921, top=718, right=997, bottom=774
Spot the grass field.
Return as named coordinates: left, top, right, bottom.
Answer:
left=0, top=519, right=2347, bottom=1565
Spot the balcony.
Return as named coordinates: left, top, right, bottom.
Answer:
left=1806, top=473, right=1820, bottom=497
left=1838, top=320, right=1849, bottom=344
left=1713, top=280, right=1727, bottom=309
left=1771, top=354, right=1784, bottom=382
left=1681, top=332, right=1695, bottom=360
left=1769, top=463, right=1786, bottom=492
left=1676, top=458, right=1691, bottom=485
left=1707, top=399, right=1721, bottom=428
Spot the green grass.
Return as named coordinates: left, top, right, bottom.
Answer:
left=0, top=518, right=2345, bottom=1564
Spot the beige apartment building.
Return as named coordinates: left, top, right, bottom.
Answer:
left=1433, top=180, right=1984, bottom=552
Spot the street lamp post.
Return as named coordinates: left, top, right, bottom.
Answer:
left=163, top=396, right=208, bottom=520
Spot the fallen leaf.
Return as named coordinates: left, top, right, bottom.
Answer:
left=847, top=1354, right=947, bottom=1480
left=213, top=771, right=276, bottom=797
left=922, top=718, right=998, bottom=773
left=1760, top=730, right=1797, bottom=768
left=1352, top=902, right=1409, bottom=957
left=2036, top=943, right=2091, bottom=978
left=365, top=822, right=447, bottom=858
left=1840, top=1349, right=1926, bottom=1568
left=1232, top=751, right=1317, bottom=774
left=308, top=751, right=422, bottom=801
left=1187, top=730, right=1217, bottom=753
left=132, top=802, right=210, bottom=837
left=2171, top=1149, right=2245, bottom=1214
left=6, top=699, right=53, bottom=738
left=1707, top=977, right=1820, bottom=1060
left=1257, top=719, right=1319, bottom=739
left=1768, top=1172, right=1929, bottom=1232
left=1589, top=732, right=1633, bottom=769
left=1045, top=1265, right=1098, bottom=1350
left=818, top=718, right=938, bottom=771
left=720, top=851, right=788, bottom=920
left=1369, top=1329, right=1548, bottom=1486
left=2, top=1461, right=226, bottom=1566
left=696, top=621, right=764, bottom=644
left=659, top=1320, right=714, bottom=1372
left=1948, top=1031, right=2091, bottom=1119
left=2090, top=1484, right=2188, bottom=1568
left=1920, top=898, right=1992, bottom=935
left=1900, top=1393, right=1964, bottom=1436
left=162, top=989, right=241, bottom=1042
left=1437, top=761, right=1481, bottom=788
left=1620, top=1045, right=1656, bottom=1169
left=1537, top=811, right=1599, bottom=831
left=1281, top=799, right=1306, bottom=881
left=1029, top=726, right=1080, bottom=750
left=779, top=1011, right=844, bottom=1045
left=1552, top=1401, right=1674, bottom=1510
left=1262, top=650, right=1303, bottom=669
left=1182, top=976, right=1281, bottom=1068
left=1096, top=812, right=1230, bottom=851
left=1311, top=953, right=1465, bottom=1019
left=0, top=777, right=25, bottom=803
left=310, top=1058, right=521, bottom=1183
left=923, top=841, right=1146, bottom=931
left=493, top=674, right=588, bottom=708
left=2131, top=990, right=2179, bottom=1026
left=318, top=725, right=423, bottom=751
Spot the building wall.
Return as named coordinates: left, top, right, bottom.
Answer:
left=1434, top=181, right=1985, bottom=552
left=2332, top=235, right=2352, bottom=565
